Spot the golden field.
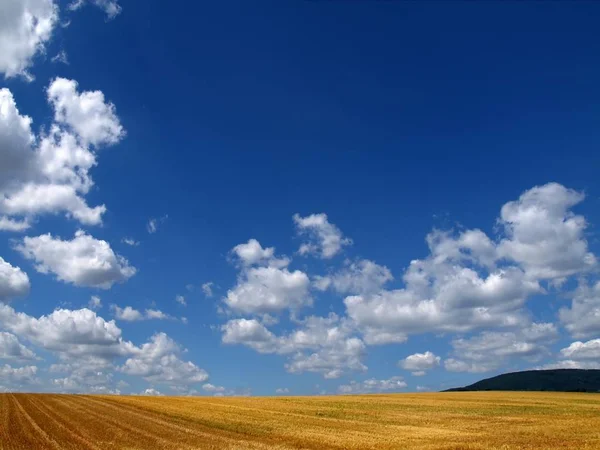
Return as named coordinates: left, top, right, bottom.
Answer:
left=0, top=392, right=599, bottom=449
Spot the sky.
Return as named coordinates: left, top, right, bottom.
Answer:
left=0, top=0, right=600, bottom=396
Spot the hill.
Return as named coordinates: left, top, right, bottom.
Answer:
left=445, top=369, right=600, bottom=392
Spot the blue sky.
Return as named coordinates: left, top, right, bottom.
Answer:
left=1, top=0, right=600, bottom=396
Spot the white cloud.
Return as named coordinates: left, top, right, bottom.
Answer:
left=0, top=304, right=206, bottom=392
left=47, top=78, right=124, bottom=147
left=0, top=257, right=30, bottom=302
left=88, top=295, right=102, bottom=310
left=340, top=183, right=598, bottom=346
left=202, top=383, right=231, bottom=396
left=0, top=0, right=58, bottom=79
left=0, top=364, right=38, bottom=385
left=222, top=314, right=366, bottom=379
left=140, top=388, right=163, bottom=396
left=0, top=332, right=37, bottom=360
left=559, top=281, right=600, bottom=339
left=453, top=324, right=557, bottom=360
left=0, top=88, right=37, bottom=189
left=175, top=295, right=186, bottom=306
left=338, top=376, right=406, bottom=394
left=221, top=318, right=278, bottom=353
left=0, top=304, right=133, bottom=361
left=443, top=323, right=558, bottom=373
left=0, top=80, right=124, bottom=227
left=50, top=356, right=116, bottom=393
left=145, top=309, right=172, bottom=320
left=202, top=383, right=225, bottom=393
left=444, top=359, right=495, bottom=373
left=498, top=183, right=596, bottom=280
left=275, top=387, right=289, bottom=394
left=232, top=239, right=275, bottom=266
left=68, top=0, right=122, bottom=19
left=225, top=240, right=310, bottom=315
left=16, top=231, right=136, bottom=289
left=201, top=282, right=214, bottom=297
left=314, top=259, right=393, bottom=295
left=0, top=217, right=30, bottom=232
left=284, top=336, right=365, bottom=379
left=147, top=219, right=158, bottom=233
left=225, top=265, right=311, bottom=315
left=345, top=264, right=537, bottom=345
left=111, top=305, right=143, bottom=321
left=122, top=237, right=139, bottom=246
left=537, top=360, right=600, bottom=370
left=294, top=213, right=352, bottom=259
left=120, top=333, right=208, bottom=386
left=111, top=305, right=174, bottom=322
left=399, top=351, right=440, bottom=375
left=560, top=339, right=600, bottom=360
left=51, top=50, right=68, bottom=65
left=146, top=215, right=168, bottom=234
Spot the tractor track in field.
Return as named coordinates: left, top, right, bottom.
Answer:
left=0, top=392, right=599, bottom=449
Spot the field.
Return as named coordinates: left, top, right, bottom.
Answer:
left=0, top=392, right=599, bottom=449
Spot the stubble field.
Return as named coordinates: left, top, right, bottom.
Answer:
left=0, top=392, right=598, bottom=449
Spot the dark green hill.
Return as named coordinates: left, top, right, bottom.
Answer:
left=444, top=369, right=600, bottom=392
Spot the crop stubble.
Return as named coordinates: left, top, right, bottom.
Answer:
left=0, top=392, right=599, bottom=449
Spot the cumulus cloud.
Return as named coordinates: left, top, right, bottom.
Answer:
left=0, top=217, right=30, bottom=232
left=0, top=364, right=38, bottom=386
left=275, top=387, right=289, bottom=394
left=537, top=360, right=600, bottom=370
left=221, top=318, right=279, bottom=353
left=16, top=231, right=136, bottom=289
left=50, top=356, right=116, bottom=394
left=294, top=213, right=352, bottom=259
left=560, top=339, right=600, bottom=360
left=51, top=50, right=68, bottom=65
left=225, top=239, right=310, bottom=315
left=0, top=332, right=37, bottom=360
left=444, top=359, right=494, bottom=373
left=47, top=77, right=124, bottom=147
left=147, top=215, right=168, bottom=234
left=216, top=182, right=599, bottom=387
left=0, top=257, right=30, bottom=302
left=175, top=295, right=186, bottom=306
left=0, top=304, right=207, bottom=393
left=88, top=295, right=102, bottom=310
left=0, top=80, right=124, bottom=227
left=0, top=0, right=58, bottom=79
left=444, top=323, right=558, bottom=373
left=340, top=183, right=598, bottom=346
left=202, top=383, right=226, bottom=394
left=225, top=266, right=311, bottom=315
left=222, top=314, right=366, bottom=379
left=122, top=238, right=139, bottom=246
left=497, top=183, right=596, bottom=280
left=399, top=351, right=440, bottom=376
left=111, top=305, right=175, bottom=322
left=0, top=305, right=131, bottom=357
left=559, top=281, right=600, bottom=339
left=314, top=259, right=393, bottom=295
left=68, top=0, right=122, bottom=19
left=338, top=376, right=406, bottom=394
left=120, top=333, right=208, bottom=386
left=202, top=282, right=214, bottom=297
left=232, top=239, right=275, bottom=266
left=140, top=388, right=163, bottom=396
left=345, top=263, right=537, bottom=345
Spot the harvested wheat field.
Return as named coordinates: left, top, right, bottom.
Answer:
left=0, top=392, right=599, bottom=449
